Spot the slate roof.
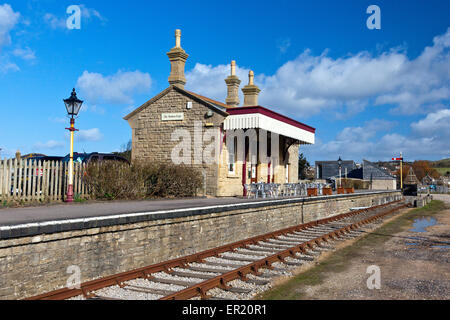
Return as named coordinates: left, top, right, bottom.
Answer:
left=362, top=160, right=396, bottom=181
left=328, top=160, right=396, bottom=181
left=315, top=160, right=356, bottom=180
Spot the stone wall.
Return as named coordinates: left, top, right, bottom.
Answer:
left=0, top=191, right=402, bottom=300
left=371, top=179, right=397, bottom=191
left=127, top=87, right=225, bottom=196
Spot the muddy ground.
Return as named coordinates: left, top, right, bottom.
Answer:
left=261, top=196, right=450, bottom=300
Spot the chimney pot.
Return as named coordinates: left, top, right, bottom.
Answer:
left=167, top=29, right=189, bottom=88
left=225, top=60, right=241, bottom=107
left=242, top=70, right=261, bottom=106
left=249, top=71, right=254, bottom=85
left=175, top=29, right=181, bottom=48
left=231, top=60, right=236, bottom=76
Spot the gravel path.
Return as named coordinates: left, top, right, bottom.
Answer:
left=263, top=199, right=450, bottom=300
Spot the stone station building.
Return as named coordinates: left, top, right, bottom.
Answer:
left=124, top=30, right=316, bottom=197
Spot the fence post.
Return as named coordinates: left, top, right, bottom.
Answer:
left=49, top=161, right=54, bottom=201
left=7, top=158, right=12, bottom=201
left=25, top=159, right=31, bottom=202
left=44, top=161, right=49, bottom=200
left=18, top=159, right=23, bottom=200
left=0, top=159, right=3, bottom=201
left=12, top=158, right=17, bottom=199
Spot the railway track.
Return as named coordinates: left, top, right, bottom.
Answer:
left=27, top=200, right=407, bottom=301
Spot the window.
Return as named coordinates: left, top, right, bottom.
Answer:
left=228, top=137, right=237, bottom=174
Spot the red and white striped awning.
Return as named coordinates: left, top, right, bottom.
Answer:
left=224, top=106, right=315, bottom=145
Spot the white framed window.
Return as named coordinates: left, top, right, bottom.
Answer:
left=228, top=153, right=235, bottom=174
left=228, top=137, right=237, bottom=174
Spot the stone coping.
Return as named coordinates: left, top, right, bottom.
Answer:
left=0, top=191, right=400, bottom=241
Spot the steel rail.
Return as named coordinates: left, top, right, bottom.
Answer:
left=26, top=200, right=404, bottom=300
left=160, top=202, right=407, bottom=300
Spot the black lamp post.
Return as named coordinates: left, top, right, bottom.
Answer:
left=63, top=88, right=83, bottom=202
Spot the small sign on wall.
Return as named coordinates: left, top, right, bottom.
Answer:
left=162, top=113, right=184, bottom=121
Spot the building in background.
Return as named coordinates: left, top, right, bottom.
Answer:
left=345, top=160, right=397, bottom=190
left=315, top=160, right=356, bottom=180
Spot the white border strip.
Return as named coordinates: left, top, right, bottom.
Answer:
left=0, top=191, right=397, bottom=233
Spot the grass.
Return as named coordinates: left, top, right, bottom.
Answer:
left=74, top=193, right=87, bottom=203
left=258, top=200, right=446, bottom=300
left=434, top=167, right=450, bottom=176
left=431, top=158, right=450, bottom=168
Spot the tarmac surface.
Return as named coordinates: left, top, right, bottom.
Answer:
left=0, top=190, right=390, bottom=227
left=0, top=197, right=266, bottom=227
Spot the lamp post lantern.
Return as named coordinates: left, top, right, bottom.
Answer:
left=338, top=156, right=343, bottom=188
left=63, top=88, right=83, bottom=202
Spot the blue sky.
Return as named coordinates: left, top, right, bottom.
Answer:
left=0, top=0, right=449, bottom=164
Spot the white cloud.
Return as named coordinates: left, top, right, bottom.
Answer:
left=186, top=63, right=251, bottom=104
left=0, top=60, right=19, bottom=73
left=79, top=5, right=107, bottom=23
left=0, top=146, right=17, bottom=158
left=43, top=13, right=66, bottom=30
left=0, top=4, right=20, bottom=50
left=77, top=70, right=152, bottom=105
left=185, top=28, right=450, bottom=118
left=33, top=140, right=65, bottom=150
left=44, top=5, right=106, bottom=30
left=410, top=109, right=450, bottom=139
left=49, top=117, right=68, bottom=123
left=77, top=128, right=103, bottom=142
left=305, top=114, right=450, bottom=162
left=335, top=119, right=396, bottom=142
left=277, top=38, right=291, bottom=54
left=12, top=47, right=36, bottom=61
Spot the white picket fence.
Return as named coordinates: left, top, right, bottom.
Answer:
left=0, top=159, right=89, bottom=203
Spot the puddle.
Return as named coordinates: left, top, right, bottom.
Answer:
left=431, top=245, right=450, bottom=249
left=409, top=217, right=437, bottom=233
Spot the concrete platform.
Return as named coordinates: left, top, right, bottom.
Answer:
left=0, top=190, right=400, bottom=240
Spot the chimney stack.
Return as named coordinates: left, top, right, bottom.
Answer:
left=167, top=29, right=189, bottom=89
left=242, top=70, right=261, bottom=106
left=225, top=60, right=241, bottom=107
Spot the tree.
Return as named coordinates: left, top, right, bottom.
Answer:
left=412, top=161, right=440, bottom=181
left=114, top=140, right=132, bottom=161
left=394, top=163, right=411, bottom=183
left=298, top=153, right=311, bottom=180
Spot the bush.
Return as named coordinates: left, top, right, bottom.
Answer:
left=83, top=161, right=202, bottom=200
left=341, top=178, right=370, bottom=190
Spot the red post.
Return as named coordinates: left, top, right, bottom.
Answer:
left=65, top=118, right=78, bottom=203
